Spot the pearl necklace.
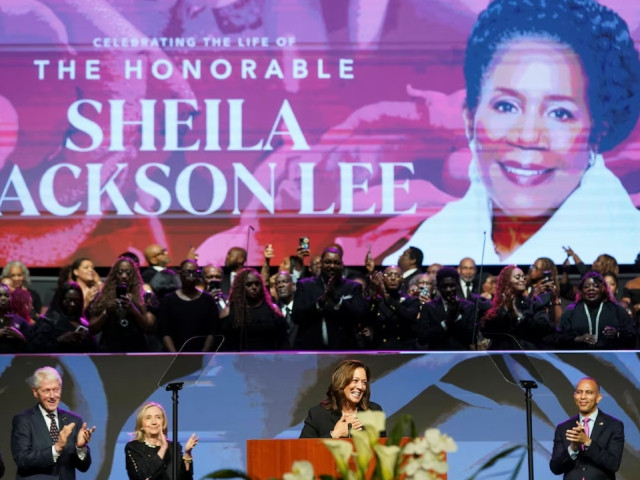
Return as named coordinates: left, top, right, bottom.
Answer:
left=342, top=407, right=358, bottom=418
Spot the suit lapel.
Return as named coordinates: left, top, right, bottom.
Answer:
left=33, top=405, right=51, bottom=438
left=32, top=404, right=60, bottom=448
left=590, top=411, right=607, bottom=443
left=57, top=409, right=67, bottom=428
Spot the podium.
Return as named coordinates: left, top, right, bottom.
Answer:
left=246, top=438, right=446, bottom=479
left=247, top=439, right=341, bottom=478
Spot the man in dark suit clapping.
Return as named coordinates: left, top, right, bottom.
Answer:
left=11, top=366, right=95, bottom=480
left=550, top=377, right=624, bottom=480
left=292, top=247, right=366, bottom=349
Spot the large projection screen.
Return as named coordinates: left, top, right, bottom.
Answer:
left=1, top=0, right=639, bottom=267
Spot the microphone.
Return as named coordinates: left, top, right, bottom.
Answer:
left=245, top=225, right=255, bottom=262
left=347, top=423, right=352, bottom=438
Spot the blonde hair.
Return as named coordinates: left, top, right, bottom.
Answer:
left=132, top=402, right=168, bottom=441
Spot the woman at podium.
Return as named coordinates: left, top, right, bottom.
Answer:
left=300, top=359, right=383, bottom=438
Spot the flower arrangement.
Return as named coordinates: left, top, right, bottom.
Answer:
left=205, top=412, right=524, bottom=480
left=283, top=411, right=457, bottom=480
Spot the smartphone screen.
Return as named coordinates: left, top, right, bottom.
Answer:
left=116, top=284, right=127, bottom=299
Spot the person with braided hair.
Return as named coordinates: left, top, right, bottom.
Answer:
left=481, top=265, right=553, bottom=350
left=221, top=267, right=288, bottom=351
left=87, top=257, right=155, bottom=352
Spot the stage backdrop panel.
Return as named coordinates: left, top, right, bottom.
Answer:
left=0, top=351, right=639, bottom=479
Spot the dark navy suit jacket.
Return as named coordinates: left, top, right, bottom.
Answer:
left=550, top=410, right=624, bottom=480
left=11, top=405, right=91, bottom=480
left=292, top=275, right=365, bottom=349
left=299, top=402, right=384, bottom=438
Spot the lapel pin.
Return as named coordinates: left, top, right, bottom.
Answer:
left=599, top=422, right=604, bottom=426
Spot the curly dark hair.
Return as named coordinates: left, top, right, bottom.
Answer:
left=575, top=271, right=616, bottom=303
left=483, top=265, right=521, bottom=324
left=88, top=257, right=146, bottom=317
left=465, top=0, right=640, bottom=152
left=435, top=266, right=459, bottom=285
left=228, top=268, right=281, bottom=328
left=321, top=359, right=372, bottom=412
left=49, top=281, right=84, bottom=318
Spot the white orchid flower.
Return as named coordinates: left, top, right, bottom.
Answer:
left=283, top=460, right=315, bottom=480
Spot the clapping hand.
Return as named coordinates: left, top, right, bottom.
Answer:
left=55, top=423, right=76, bottom=452
left=370, top=272, right=386, bottom=297
left=76, top=422, right=96, bottom=448
left=566, top=422, right=589, bottom=451
left=575, top=333, right=597, bottom=345
left=602, top=326, right=618, bottom=339
left=364, top=249, right=374, bottom=274
left=322, top=275, right=338, bottom=302
left=446, top=296, right=460, bottom=325
left=184, top=433, right=199, bottom=454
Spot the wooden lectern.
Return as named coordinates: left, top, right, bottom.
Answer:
left=246, top=438, right=446, bottom=479
left=247, top=439, right=341, bottom=478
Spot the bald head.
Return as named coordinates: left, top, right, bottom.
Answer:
left=225, top=247, right=247, bottom=271
left=144, top=244, right=170, bottom=267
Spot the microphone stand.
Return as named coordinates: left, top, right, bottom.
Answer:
left=166, top=382, right=184, bottom=480
left=240, top=225, right=255, bottom=351
left=519, top=380, right=538, bottom=480
left=471, top=231, right=487, bottom=347
left=157, top=336, right=225, bottom=479
left=483, top=335, right=543, bottom=480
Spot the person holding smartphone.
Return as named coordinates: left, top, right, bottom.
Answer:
left=526, top=257, right=563, bottom=327
left=202, top=264, right=227, bottom=312
left=30, top=282, right=97, bottom=353
left=87, top=257, right=155, bottom=352
left=0, top=283, right=29, bottom=353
